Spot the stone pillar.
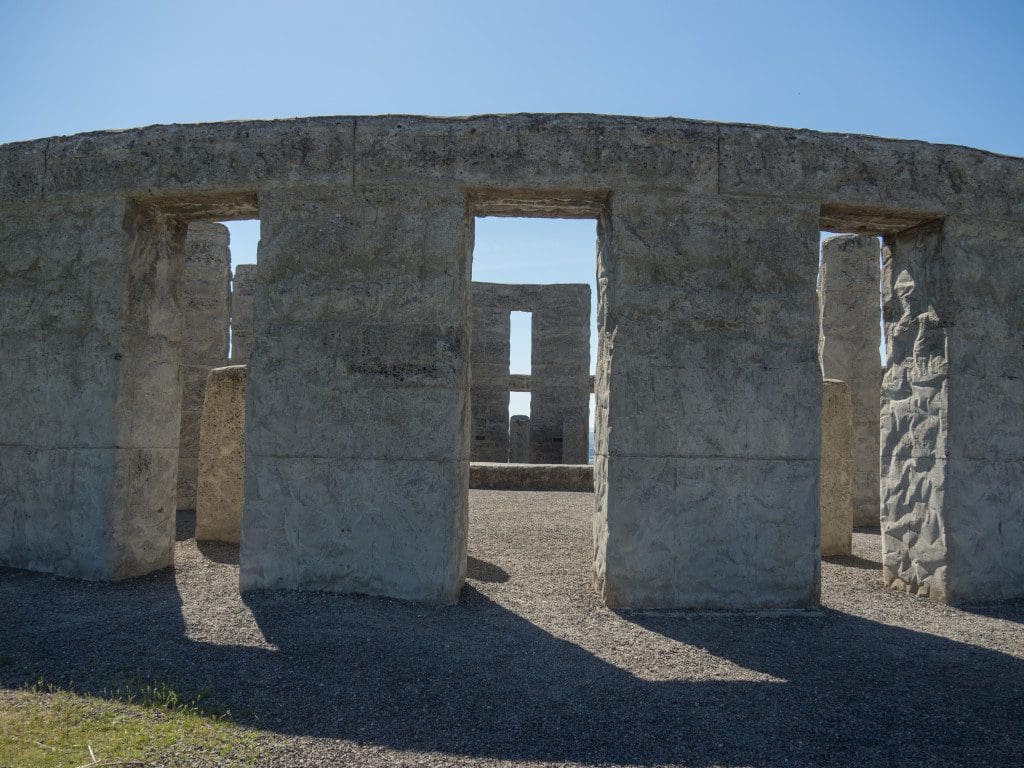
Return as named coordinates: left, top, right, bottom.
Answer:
left=509, top=414, right=530, bottom=463
left=177, top=223, right=231, bottom=510
left=819, top=234, right=882, bottom=527
left=594, top=194, right=821, bottom=609
left=230, top=264, right=256, bottom=364
left=470, top=284, right=511, bottom=461
left=0, top=200, right=185, bottom=581
left=561, top=415, right=589, bottom=465
left=240, top=188, right=471, bottom=603
left=882, top=218, right=1024, bottom=603
left=530, top=284, right=590, bottom=463
left=196, top=366, right=246, bottom=543
left=821, top=380, right=854, bottom=556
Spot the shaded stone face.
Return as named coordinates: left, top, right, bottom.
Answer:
left=1, top=113, right=1021, bottom=607
left=230, top=264, right=256, bottom=364
left=177, top=223, right=231, bottom=510
left=469, top=282, right=590, bottom=465
left=821, top=380, right=854, bottom=557
left=818, top=234, right=882, bottom=528
left=196, top=365, right=246, bottom=544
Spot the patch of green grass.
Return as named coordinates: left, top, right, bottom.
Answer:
left=0, top=680, right=262, bottom=767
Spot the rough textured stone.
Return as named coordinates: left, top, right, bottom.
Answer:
left=508, top=415, right=530, bottom=463
left=1, top=114, right=1021, bottom=608
left=593, top=194, right=822, bottom=610
left=469, top=462, right=593, bottom=492
left=239, top=187, right=470, bottom=603
left=177, top=223, right=230, bottom=509
left=196, top=366, right=246, bottom=543
left=821, top=380, right=854, bottom=557
left=230, top=264, right=256, bottom=364
left=818, top=234, right=883, bottom=526
left=470, top=282, right=590, bottom=464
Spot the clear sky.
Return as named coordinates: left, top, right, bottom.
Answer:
left=2, top=0, right=1021, bottom=421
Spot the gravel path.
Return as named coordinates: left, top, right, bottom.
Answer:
left=1, top=490, right=1022, bottom=767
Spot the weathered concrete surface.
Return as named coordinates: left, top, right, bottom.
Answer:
left=469, top=462, right=593, bottom=492
left=821, top=380, right=854, bottom=556
left=509, top=415, right=530, bottom=463
left=196, top=366, right=246, bottom=543
left=470, top=282, right=590, bottom=464
left=882, top=218, right=1024, bottom=603
left=469, top=285, right=511, bottom=461
left=177, top=223, right=231, bottom=510
left=0, top=200, right=184, bottom=580
left=2, top=114, right=1022, bottom=608
left=239, top=187, right=471, bottom=603
left=819, top=234, right=882, bottom=527
left=593, top=194, right=823, bottom=610
left=229, top=264, right=256, bottom=364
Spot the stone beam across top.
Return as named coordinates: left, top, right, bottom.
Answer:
left=2, top=115, right=1022, bottom=226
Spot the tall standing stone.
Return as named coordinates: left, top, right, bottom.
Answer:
left=821, top=380, right=854, bottom=556
left=240, top=188, right=471, bottom=603
left=593, top=195, right=822, bottom=609
left=230, top=264, right=256, bottom=364
left=470, top=285, right=511, bottom=461
left=819, top=234, right=882, bottom=527
left=196, top=365, right=246, bottom=543
left=177, top=223, right=231, bottom=510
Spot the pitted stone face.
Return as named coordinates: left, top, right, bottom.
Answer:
left=818, top=234, right=882, bottom=527
left=821, top=380, right=854, bottom=557
left=230, top=264, right=256, bottom=364
left=196, top=366, right=247, bottom=544
left=177, top=222, right=231, bottom=511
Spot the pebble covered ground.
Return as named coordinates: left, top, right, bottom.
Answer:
left=1, top=490, right=1022, bottom=767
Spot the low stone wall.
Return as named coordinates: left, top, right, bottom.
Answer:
left=470, top=462, right=594, bottom=492
left=196, top=366, right=247, bottom=543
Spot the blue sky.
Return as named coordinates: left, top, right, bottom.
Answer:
left=2, top=0, right=1022, bottom=419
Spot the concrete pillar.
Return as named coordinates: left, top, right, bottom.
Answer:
left=819, top=234, right=882, bottom=526
left=594, top=194, right=821, bottom=609
left=561, top=415, right=589, bottom=465
left=230, top=264, right=256, bottom=364
left=0, top=200, right=185, bottom=581
left=240, top=188, right=470, bottom=603
left=882, top=218, right=1024, bottom=603
left=196, top=366, right=246, bottom=543
left=509, top=414, right=530, bottom=463
left=177, top=223, right=231, bottom=510
left=821, top=380, right=854, bottom=556
left=470, top=284, right=510, bottom=461
left=530, top=285, right=590, bottom=463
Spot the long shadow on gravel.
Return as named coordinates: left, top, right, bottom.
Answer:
left=1, top=565, right=1022, bottom=767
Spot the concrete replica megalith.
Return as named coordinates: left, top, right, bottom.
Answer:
left=196, top=365, right=247, bottom=543
left=819, top=234, right=882, bottom=527
left=821, top=380, right=854, bottom=556
left=229, top=264, right=256, bottom=364
left=177, top=223, right=231, bottom=510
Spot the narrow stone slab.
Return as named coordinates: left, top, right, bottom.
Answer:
left=821, top=380, right=854, bottom=556
left=470, top=462, right=593, bottom=492
left=196, top=366, right=246, bottom=543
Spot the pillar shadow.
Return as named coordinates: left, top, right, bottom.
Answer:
left=195, top=541, right=240, bottom=565
left=466, top=555, right=510, bottom=583
left=1, top=566, right=1022, bottom=766
left=823, top=553, right=882, bottom=571
left=175, top=510, right=196, bottom=541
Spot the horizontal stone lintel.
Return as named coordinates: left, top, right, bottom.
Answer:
left=509, top=373, right=595, bottom=393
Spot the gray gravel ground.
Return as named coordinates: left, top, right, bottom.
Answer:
left=1, top=490, right=1022, bottom=767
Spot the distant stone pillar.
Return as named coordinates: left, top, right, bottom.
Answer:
left=470, top=284, right=511, bottom=461
left=196, top=366, right=246, bottom=543
left=230, top=264, right=256, bottom=364
left=819, top=234, right=882, bottom=527
left=561, top=415, right=589, bottom=465
left=509, top=414, right=530, bottom=463
left=531, top=284, right=590, bottom=463
left=821, top=380, right=854, bottom=556
left=177, top=223, right=231, bottom=510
